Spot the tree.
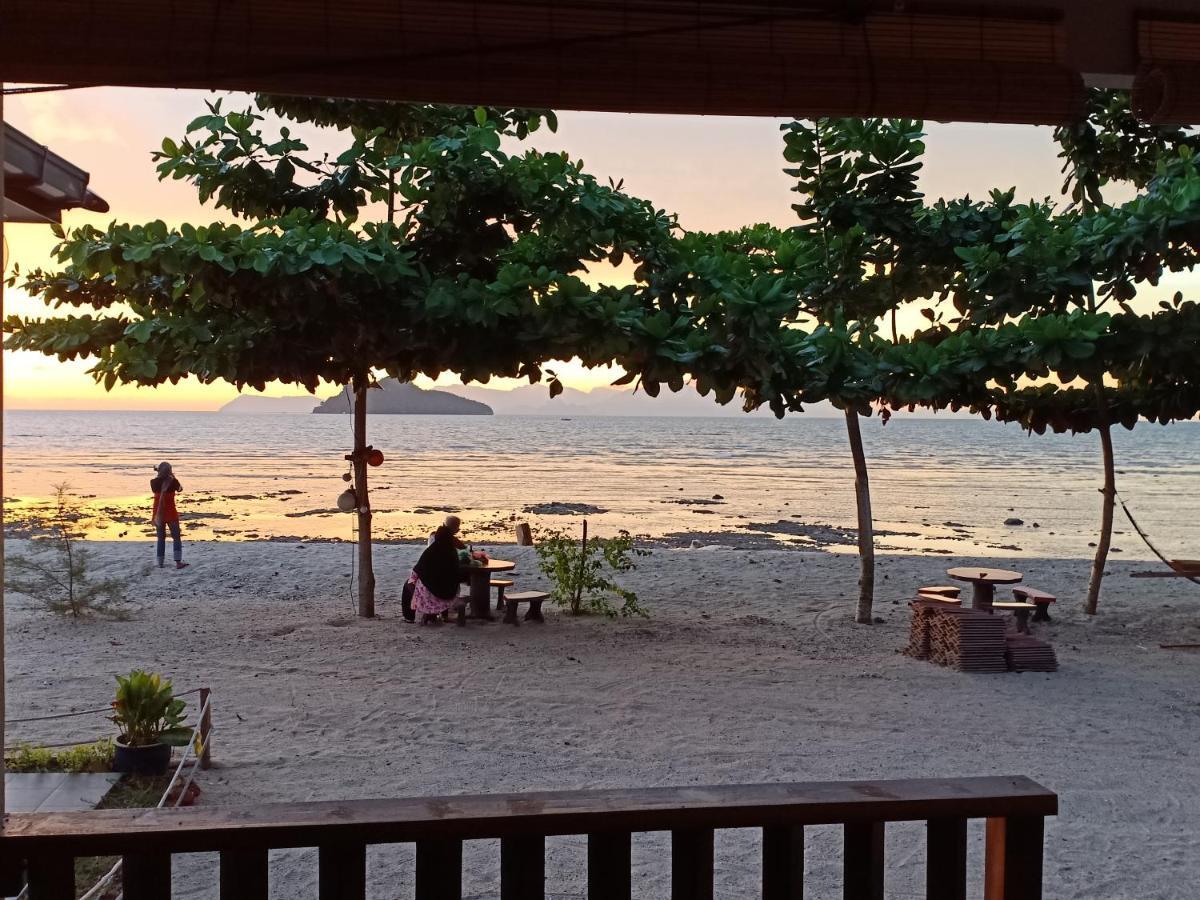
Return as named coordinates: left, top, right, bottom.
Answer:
left=945, top=93, right=1200, bottom=613
left=5, top=483, right=129, bottom=618
left=6, top=97, right=675, bottom=616
left=777, top=118, right=931, bottom=624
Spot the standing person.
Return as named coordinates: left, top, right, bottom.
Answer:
left=151, top=462, right=188, bottom=569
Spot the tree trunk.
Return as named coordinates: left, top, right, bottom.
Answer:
left=352, top=377, right=375, bottom=618
left=844, top=409, right=876, bottom=624
left=1085, top=421, right=1115, bottom=615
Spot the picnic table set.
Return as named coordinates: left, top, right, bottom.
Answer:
left=457, top=550, right=548, bottom=626
left=903, top=566, right=1059, bottom=673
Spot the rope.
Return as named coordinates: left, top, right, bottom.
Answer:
left=5, top=688, right=201, bottom=726
left=1116, top=489, right=1200, bottom=586
left=16, top=693, right=214, bottom=900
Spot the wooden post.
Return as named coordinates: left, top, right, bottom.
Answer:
left=984, top=816, right=1045, bottom=900
left=926, top=817, right=967, bottom=900
left=587, top=832, right=632, bottom=900
left=352, top=376, right=375, bottom=618
left=671, top=828, right=714, bottom=900
left=843, top=821, right=884, bottom=900
left=515, top=522, right=533, bottom=545
left=572, top=519, right=588, bottom=614
left=1, top=83, right=8, bottom=824
left=844, top=409, right=876, bottom=624
left=198, top=687, right=213, bottom=770
left=763, top=825, right=804, bottom=900
left=1085, top=421, right=1115, bottom=615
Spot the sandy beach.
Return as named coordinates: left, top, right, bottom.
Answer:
left=5, top=539, right=1199, bottom=899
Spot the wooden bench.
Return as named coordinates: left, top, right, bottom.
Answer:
left=502, top=590, right=549, bottom=625
left=992, top=601, right=1036, bottom=635
left=491, top=578, right=515, bottom=611
left=1012, top=587, right=1056, bottom=622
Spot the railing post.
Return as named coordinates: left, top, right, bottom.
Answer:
left=926, top=818, right=967, bottom=900
left=985, top=816, right=1045, bottom=900
left=588, top=831, right=632, bottom=900
left=221, top=848, right=268, bottom=899
left=123, top=852, right=171, bottom=900
left=763, top=825, right=804, bottom=900
left=25, top=855, right=73, bottom=900
left=415, top=839, right=462, bottom=900
left=319, top=842, right=366, bottom=900
left=500, top=835, right=545, bottom=900
left=199, top=686, right=213, bottom=770
left=843, top=821, right=884, bottom=900
left=671, top=828, right=714, bottom=900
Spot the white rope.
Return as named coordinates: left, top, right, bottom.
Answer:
left=20, top=693, right=216, bottom=900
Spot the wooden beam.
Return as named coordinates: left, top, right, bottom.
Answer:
left=762, top=825, right=804, bottom=900
left=587, top=831, right=632, bottom=900
left=0, top=778, right=1057, bottom=857
left=926, top=818, right=967, bottom=900
left=671, top=828, right=714, bottom=900
left=843, top=822, right=884, bottom=900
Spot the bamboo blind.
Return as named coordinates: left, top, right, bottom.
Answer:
left=1, top=1, right=1083, bottom=123
left=1134, top=17, right=1200, bottom=124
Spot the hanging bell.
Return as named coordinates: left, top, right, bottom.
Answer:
left=337, top=488, right=358, bottom=512
left=367, top=449, right=385, bottom=467
left=342, top=472, right=352, bottom=482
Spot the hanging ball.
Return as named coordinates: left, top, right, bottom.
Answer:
left=342, top=472, right=352, bottom=482
left=367, top=449, right=385, bottom=467
left=337, top=489, right=358, bottom=512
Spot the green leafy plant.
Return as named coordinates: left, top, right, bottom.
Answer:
left=5, top=483, right=129, bottom=619
left=535, top=522, right=648, bottom=618
left=109, top=670, right=192, bottom=748
left=5, top=740, right=114, bottom=773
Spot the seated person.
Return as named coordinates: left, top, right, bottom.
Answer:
left=408, top=522, right=466, bottom=625
left=427, top=514, right=467, bottom=549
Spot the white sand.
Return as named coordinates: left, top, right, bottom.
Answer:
left=5, top=539, right=1199, bottom=899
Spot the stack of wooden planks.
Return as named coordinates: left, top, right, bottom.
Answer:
left=928, top=607, right=1009, bottom=673
left=903, top=599, right=1060, bottom=674
left=901, top=599, right=942, bottom=660
left=1004, top=635, right=1059, bottom=672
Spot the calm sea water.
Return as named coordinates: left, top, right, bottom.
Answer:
left=4, top=410, right=1198, bottom=559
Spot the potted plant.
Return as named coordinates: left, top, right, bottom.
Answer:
left=109, top=670, right=192, bottom=775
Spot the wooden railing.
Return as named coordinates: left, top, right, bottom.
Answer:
left=0, top=775, right=1056, bottom=900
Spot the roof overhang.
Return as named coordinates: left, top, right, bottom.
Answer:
left=2, top=2, right=1199, bottom=124
left=2, top=123, right=109, bottom=224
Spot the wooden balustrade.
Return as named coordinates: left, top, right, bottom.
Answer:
left=0, top=775, right=1056, bottom=900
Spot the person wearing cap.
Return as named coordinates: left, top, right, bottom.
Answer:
left=151, top=462, right=188, bottom=569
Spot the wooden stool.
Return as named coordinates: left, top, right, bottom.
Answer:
left=503, top=590, right=549, bottom=625
left=491, top=578, right=515, bottom=611
left=917, top=585, right=961, bottom=599
left=917, top=594, right=962, bottom=606
left=992, top=601, right=1036, bottom=634
left=1013, top=587, right=1056, bottom=622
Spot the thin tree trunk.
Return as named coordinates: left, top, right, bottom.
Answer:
left=1085, top=421, right=1115, bottom=615
left=844, top=409, right=876, bottom=624
left=573, top=519, right=588, bottom=615
left=352, top=376, right=375, bottom=618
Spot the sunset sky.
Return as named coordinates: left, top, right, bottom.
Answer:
left=4, top=86, right=1196, bottom=410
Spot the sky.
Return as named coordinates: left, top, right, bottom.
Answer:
left=3, top=86, right=1193, bottom=410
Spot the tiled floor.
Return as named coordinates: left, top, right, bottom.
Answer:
left=5, top=772, right=122, bottom=813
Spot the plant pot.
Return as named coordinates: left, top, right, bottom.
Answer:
left=113, top=738, right=171, bottom=776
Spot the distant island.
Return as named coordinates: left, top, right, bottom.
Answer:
left=312, top=379, right=492, bottom=415
left=219, top=395, right=320, bottom=414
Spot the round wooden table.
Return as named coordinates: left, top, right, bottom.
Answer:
left=946, top=566, right=1023, bottom=611
left=461, top=558, right=516, bottom=621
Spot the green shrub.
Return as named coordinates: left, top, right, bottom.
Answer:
left=535, top=523, right=648, bottom=617
left=6, top=740, right=114, bottom=773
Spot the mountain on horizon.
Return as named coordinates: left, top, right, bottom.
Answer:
left=312, top=380, right=492, bottom=415
left=219, top=395, right=320, bottom=414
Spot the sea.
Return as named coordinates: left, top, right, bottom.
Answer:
left=4, top=410, right=1198, bottom=560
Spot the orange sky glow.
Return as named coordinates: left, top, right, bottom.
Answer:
left=4, top=87, right=1196, bottom=411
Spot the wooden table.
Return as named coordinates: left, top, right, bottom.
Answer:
left=946, top=566, right=1023, bottom=612
left=460, top=558, right=515, bottom=621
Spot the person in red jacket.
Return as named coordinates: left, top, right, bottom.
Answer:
left=151, top=462, right=188, bottom=569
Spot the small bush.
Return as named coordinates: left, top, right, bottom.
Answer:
left=6, top=740, right=114, bottom=773
left=535, top=523, right=648, bottom=617
left=5, top=482, right=130, bottom=618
